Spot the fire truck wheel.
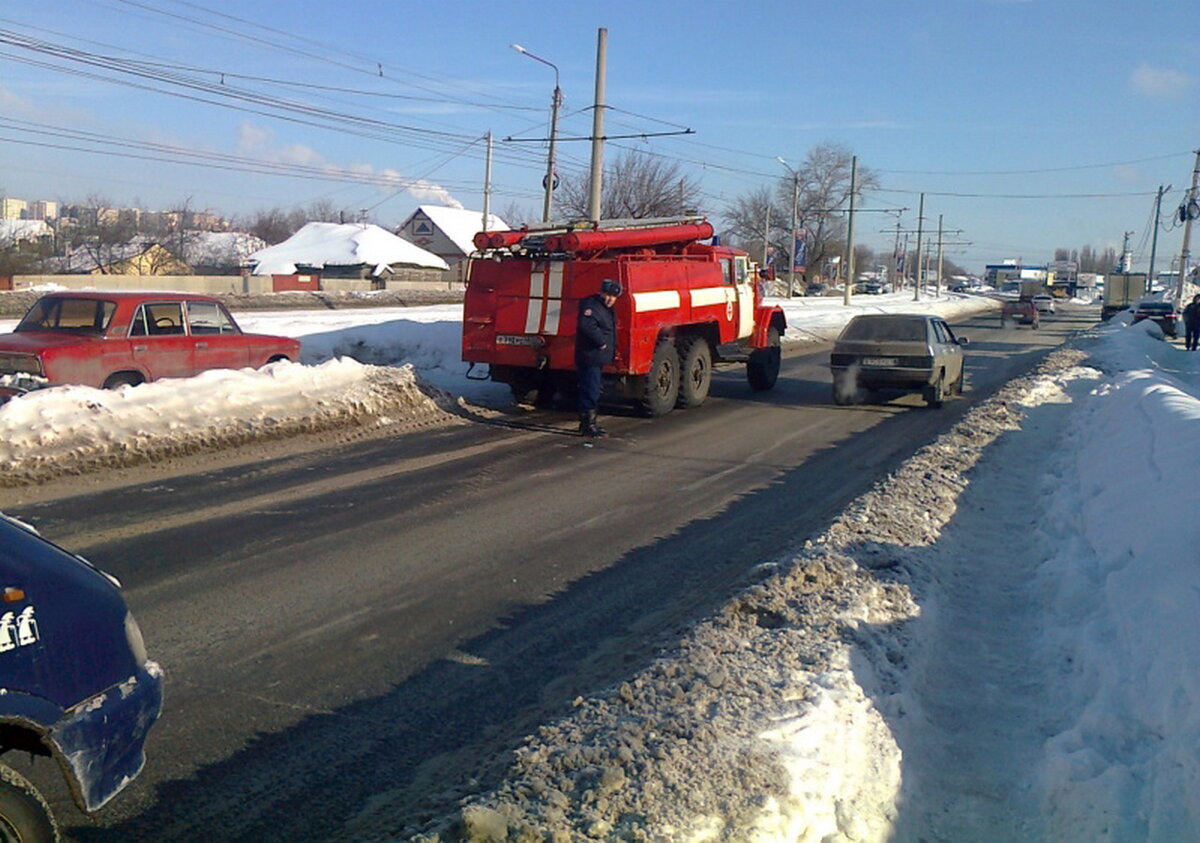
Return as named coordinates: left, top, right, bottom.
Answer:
left=747, top=327, right=782, bottom=391
left=643, top=338, right=681, bottom=417
left=508, top=370, right=555, bottom=407
left=0, top=763, right=59, bottom=843
left=677, top=337, right=712, bottom=409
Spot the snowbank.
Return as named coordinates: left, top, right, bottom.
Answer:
left=0, top=359, right=453, bottom=485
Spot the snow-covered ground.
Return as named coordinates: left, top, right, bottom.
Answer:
left=4, top=290, right=1195, bottom=840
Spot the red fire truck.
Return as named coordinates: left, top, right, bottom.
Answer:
left=462, top=218, right=787, bottom=416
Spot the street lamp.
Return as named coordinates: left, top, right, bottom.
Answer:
left=777, top=157, right=799, bottom=299
left=511, top=43, right=562, bottom=223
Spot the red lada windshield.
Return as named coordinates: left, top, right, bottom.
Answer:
left=16, top=298, right=118, bottom=335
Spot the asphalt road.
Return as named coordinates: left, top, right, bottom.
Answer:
left=7, top=302, right=1097, bottom=841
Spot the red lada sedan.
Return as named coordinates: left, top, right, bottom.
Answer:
left=0, top=291, right=300, bottom=403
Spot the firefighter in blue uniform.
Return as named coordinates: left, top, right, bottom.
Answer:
left=575, top=278, right=621, bottom=437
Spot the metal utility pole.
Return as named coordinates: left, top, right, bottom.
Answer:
left=842, top=155, right=857, bottom=306
left=1176, top=149, right=1200, bottom=305
left=510, top=44, right=561, bottom=223
left=912, top=193, right=925, bottom=301
left=587, top=27, right=608, bottom=223
left=1147, top=184, right=1167, bottom=287
left=482, top=131, right=493, bottom=232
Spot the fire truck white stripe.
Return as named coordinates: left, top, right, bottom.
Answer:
left=690, top=286, right=733, bottom=308
left=543, top=300, right=561, bottom=334
left=547, top=264, right=563, bottom=298
left=632, top=290, right=681, bottom=312
left=525, top=267, right=546, bottom=333
left=524, top=299, right=542, bottom=333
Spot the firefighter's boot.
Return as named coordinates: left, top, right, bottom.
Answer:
left=587, top=410, right=607, bottom=438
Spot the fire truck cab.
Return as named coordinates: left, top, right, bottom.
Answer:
left=462, top=218, right=786, bottom=417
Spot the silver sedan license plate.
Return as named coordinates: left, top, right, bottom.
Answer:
left=862, top=356, right=897, bottom=367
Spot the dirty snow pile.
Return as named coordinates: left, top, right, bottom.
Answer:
left=0, top=359, right=451, bottom=484
left=400, top=317, right=1200, bottom=841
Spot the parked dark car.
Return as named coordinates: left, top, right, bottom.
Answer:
left=0, top=291, right=300, bottom=404
left=1132, top=300, right=1178, bottom=337
left=830, top=313, right=968, bottom=408
left=0, top=513, right=163, bottom=840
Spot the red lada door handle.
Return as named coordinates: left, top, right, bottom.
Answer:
left=133, top=345, right=147, bottom=352
left=196, top=342, right=208, bottom=348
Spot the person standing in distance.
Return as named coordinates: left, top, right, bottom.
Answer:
left=575, top=278, right=621, bottom=437
left=1183, top=293, right=1200, bottom=351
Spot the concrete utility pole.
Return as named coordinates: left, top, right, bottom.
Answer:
left=1176, top=149, right=1200, bottom=305
left=510, top=44, right=561, bottom=223
left=912, top=193, right=925, bottom=301
left=892, top=210, right=903, bottom=291
left=1147, top=184, right=1167, bottom=287
left=778, top=157, right=800, bottom=298
left=789, top=177, right=798, bottom=298
left=936, top=213, right=944, bottom=296
left=482, top=131, right=493, bottom=232
left=842, top=155, right=857, bottom=306
left=587, top=28, right=608, bottom=223
left=1119, top=230, right=1135, bottom=272
left=761, top=202, right=770, bottom=272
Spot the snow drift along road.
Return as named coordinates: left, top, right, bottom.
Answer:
left=390, top=319, right=1200, bottom=842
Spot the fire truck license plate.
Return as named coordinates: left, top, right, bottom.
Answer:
left=862, top=357, right=897, bottom=367
left=496, top=335, right=541, bottom=346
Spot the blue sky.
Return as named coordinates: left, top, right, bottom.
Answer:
left=1, top=0, right=1196, bottom=272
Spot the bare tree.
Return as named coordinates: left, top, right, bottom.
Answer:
left=723, top=142, right=877, bottom=286
left=306, top=199, right=343, bottom=223
left=498, top=200, right=535, bottom=229
left=238, top=199, right=350, bottom=245
left=63, top=194, right=137, bottom=273
left=780, top=142, right=879, bottom=281
left=0, top=228, right=48, bottom=277
left=723, top=186, right=777, bottom=263
left=240, top=208, right=297, bottom=245
left=556, top=150, right=702, bottom=221
left=1057, top=244, right=1119, bottom=274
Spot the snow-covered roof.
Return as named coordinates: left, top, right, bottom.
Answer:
left=249, top=222, right=448, bottom=276
left=183, top=231, right=267, bottom=267
left=0, top=219, right=52, bottom=242
left=397, top=205, right=508, bottom=259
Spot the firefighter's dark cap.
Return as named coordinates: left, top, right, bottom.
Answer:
left=600, top=279, right=622, bottom=297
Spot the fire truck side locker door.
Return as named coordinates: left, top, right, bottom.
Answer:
left=734, top=256, right=755, bottom=339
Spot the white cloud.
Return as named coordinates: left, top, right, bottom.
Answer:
left=236, top=122, right=273, bottom=153
left=1130, top=64, right=1191, bottom=98
left=232, top=121, right=464, bottom=208
left=0, top=84, right=92, bottom=126
left=277, top=143, right=323, bottom=167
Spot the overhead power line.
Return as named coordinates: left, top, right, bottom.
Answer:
left=0, top=117, right=542, bottom=199
left=874, top=187, right=1159, bottom=200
